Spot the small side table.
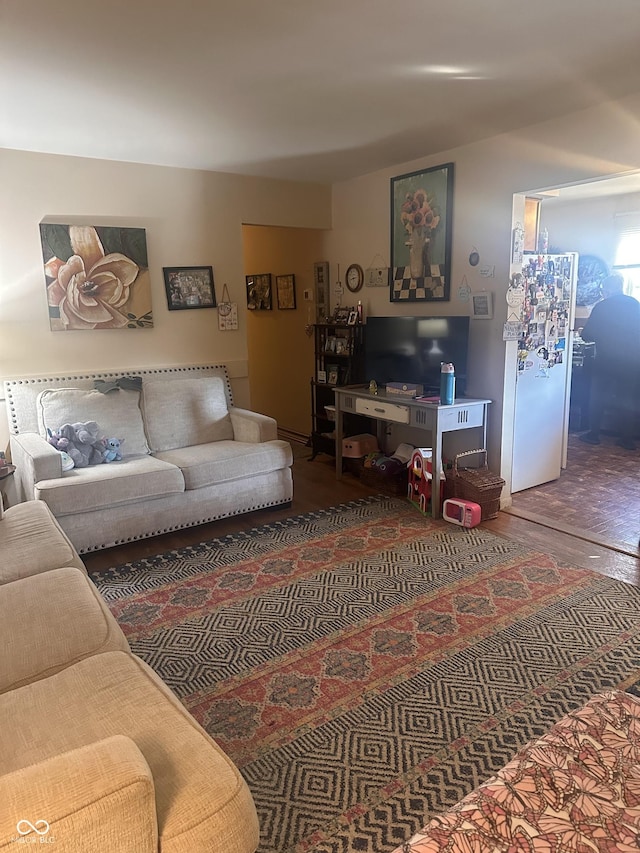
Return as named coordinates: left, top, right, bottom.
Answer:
left=0, top=464, right=17, bottom=509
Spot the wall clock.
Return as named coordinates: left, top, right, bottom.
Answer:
left=345, top=263, right=364, bottom=293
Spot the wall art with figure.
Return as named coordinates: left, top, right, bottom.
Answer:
left=390, top=162, right=454, bottom=302
left=40, top=224, right=152, bottom=330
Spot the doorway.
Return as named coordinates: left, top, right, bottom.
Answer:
left=506, top=173, right=640, bottom=555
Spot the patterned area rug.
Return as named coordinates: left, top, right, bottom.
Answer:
left=93, top=496, right=640, bottom=853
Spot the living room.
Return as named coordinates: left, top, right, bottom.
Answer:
left=2, top=2, right=640, bottom=851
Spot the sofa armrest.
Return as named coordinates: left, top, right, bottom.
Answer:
left=0, top=735, right=157, bottom=852
left=9, top=433, right=62, bottom=501
left=230, top=408, right=278, bottom=443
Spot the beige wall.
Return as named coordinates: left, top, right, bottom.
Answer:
left=539, top=192, right=640, bottom=269
left=4, top=92, right=640, bottom=481
left=0, top=149, right=331, bottom=452
left=242, top=224, right=322, bottom=436
left=325, top=93, right=640, bottom=491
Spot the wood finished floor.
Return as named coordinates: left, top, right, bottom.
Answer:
left=508, top=431, right=640, bottom=554
left=83, top=441, right=640, bottom=589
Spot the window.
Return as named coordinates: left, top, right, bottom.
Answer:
left=613, top=212, right=640, bottom=300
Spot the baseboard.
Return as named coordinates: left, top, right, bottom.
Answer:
left=278, top=428, right=309, bottom=445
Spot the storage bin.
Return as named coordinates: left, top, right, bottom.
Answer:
left=342, top=433, right=379, bottom=458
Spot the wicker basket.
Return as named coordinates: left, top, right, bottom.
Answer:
left=451, top=449, right=504, bottom=520
left=360, top=461, right=408, bottom=497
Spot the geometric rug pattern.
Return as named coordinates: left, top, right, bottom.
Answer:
left=93, top=496, right=640, bottom=853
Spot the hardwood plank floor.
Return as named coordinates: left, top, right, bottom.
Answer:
left=83, top=441, right=640, bottom=588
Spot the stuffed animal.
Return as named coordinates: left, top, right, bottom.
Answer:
left=102, top=437, right=124, bottom=462
left=47, top=427, right=71, bottom=454
left=59, top=450, right=75, bottom=472
left=57, top=422, right=105, bottom=467
left=47, top=430, right=76, bottom=470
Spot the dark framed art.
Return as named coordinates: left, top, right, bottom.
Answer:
left=313, top=261, right=329, bottom=321
left=390, top=162, right=454, bottom=302
left=276, top=274, right=296, bottom=309
left=163, top=266, right=216, bottom=310
left=246, top=273, right=272, bottom=310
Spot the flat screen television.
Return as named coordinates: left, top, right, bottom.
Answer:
left=364, top=315, right=470, bottom=397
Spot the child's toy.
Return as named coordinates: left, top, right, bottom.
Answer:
left=59, top=450, right=75, bottom=472
left=442, top=498, right=482, bottom=529
left=57, top=422, right=105, bottom=467
left=102, top=437, right=125, bottom=462
left=407, top=447, right=445, bottom=515
left=47, top=428, right=75, bottom=470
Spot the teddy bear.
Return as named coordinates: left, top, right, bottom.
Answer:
left=102, top=437, right=125, bottom=462
left=58, top=422, right=105, bottom=467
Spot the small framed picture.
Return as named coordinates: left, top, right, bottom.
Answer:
left=276, top=274, right=296, bottom=309
left=347, top=310, right=358, bottom=325
left=471, top=291, right=493, bottom=320
left=317, top=369, right=327, bottom=383
left=163, top=266, right=216, bottom=310
left=246, top=274, right=272, bottom=310
left=332, top=306, right=350, bottom=325
left=328, top=368, right=339, bottom=385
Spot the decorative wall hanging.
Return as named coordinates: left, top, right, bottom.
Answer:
left=276, top=274, right=296, bottom=309
left=163, top=266, right=216, bottom=310
left=390, top=162, right=454, bottom=302
left=217, top=283, right=238, bottom=330
left=313, top=261, right=329, bottom=321
left=471, top=291, right=494, bottom=319
left=246, top=273, right=272, bottom=310
left=40, top=223, right=152, bottom=330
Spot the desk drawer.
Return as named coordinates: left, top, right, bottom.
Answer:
left=355, top=397, right=410, bottom=424
left=438, top=404, right=484, bottom=431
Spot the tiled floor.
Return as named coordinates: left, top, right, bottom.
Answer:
left=508, top=431, right=640, bottom=552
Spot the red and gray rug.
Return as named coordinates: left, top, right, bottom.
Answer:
left=93, top=496, right=640, bottom=853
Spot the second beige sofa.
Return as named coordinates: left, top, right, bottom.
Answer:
left=0, top=498, right=260, bottom=853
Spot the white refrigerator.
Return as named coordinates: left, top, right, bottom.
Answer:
left=511, top=252, right=578, bottom=493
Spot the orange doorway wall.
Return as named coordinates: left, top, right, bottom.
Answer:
left=242, top=224, right=324, bottom=439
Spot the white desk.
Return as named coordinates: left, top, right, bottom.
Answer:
left=334, top=386, right=491, bottom=518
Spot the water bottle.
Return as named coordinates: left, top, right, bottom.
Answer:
left=440, top=363, right=455, bottom=405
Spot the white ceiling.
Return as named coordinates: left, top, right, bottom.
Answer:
left=2, top=0, right=640, bottom=185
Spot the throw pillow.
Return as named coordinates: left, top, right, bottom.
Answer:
left=37, top=388, right=150, bottom=456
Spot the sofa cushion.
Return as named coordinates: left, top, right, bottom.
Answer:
left=142, top=376, right=234, bottom=452
left=0, top=651, right=260, bottom=853
left=156, top=439, right=294, bottom=490
left=0, top=500, right=86, bottom=585
left=0, top=567, right=129, bottom=693
left=35, top=456, right=184, bottom=516
left=37, top=387, right=150, bottom=456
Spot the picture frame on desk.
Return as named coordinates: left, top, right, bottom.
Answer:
left=332, top=306, right=350, bottom=325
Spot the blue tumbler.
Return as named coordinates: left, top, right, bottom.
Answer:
left=440, top=363, right=455, bottom=405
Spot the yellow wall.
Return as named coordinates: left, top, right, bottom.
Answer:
left=242, top=225, right=321, bottom=436
left=0, top=149, right=331, bottom=452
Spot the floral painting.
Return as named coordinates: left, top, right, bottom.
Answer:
left=40, top=224, right=153, bottom=330
left=390, top=163, right=454, bottom=302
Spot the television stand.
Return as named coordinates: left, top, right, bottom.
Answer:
left=333, top=385, right=491, bottom=518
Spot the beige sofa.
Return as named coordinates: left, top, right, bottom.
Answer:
left=0, top=497, right=259, bottom=852
left=4, top=364, right=293, bottom=553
